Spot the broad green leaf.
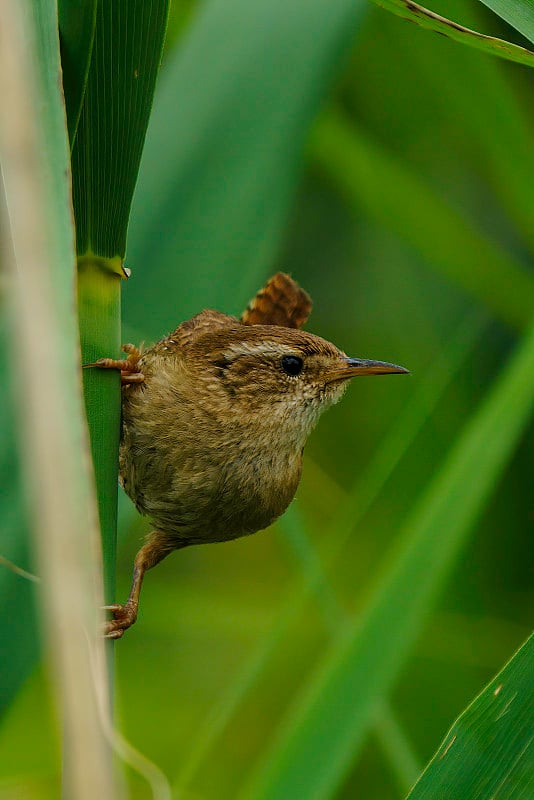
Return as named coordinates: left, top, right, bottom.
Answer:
left=242, top=318, right=534, bottom=800
left=407, top=635, right=534, bottom=799
left=476, top=0, right=534, bottom=44
left=72, top=0, right=170, bottom=260
left=57, top=0, right=97, bottom=143
left=126, top=0, right=368, bottom=339
left=311, top=108, right=534, bottom=331
left=372, top=0, right=534, bottom=66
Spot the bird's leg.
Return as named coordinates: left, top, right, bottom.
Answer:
left=84, top=343, right=145, bottom=385
left=104, top=532, right=175, bottom=639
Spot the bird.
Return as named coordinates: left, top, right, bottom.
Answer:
left=91, top=272, right=408, bottom=638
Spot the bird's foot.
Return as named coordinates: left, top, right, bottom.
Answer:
left=84, top=343, right=145, bottom=385
left=103, top=600, right=138, bottom=639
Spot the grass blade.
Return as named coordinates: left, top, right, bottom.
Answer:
left=407, top=635, right=534, bottom=799
left=372, top=0, right=534, bottom=65
left=373, top=703, right=423, bottom=795
left=476, top=0, right=534, bottom=43
left=72, top=0, right=170, bottom=259
left=278, top=504, right=423, bottom=794
left=242, top=318, right=534, bottom=800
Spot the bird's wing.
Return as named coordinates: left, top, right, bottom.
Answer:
left=240, top=272, right=312, bottom=329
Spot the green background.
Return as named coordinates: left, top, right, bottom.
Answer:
left=1, top=0, right=532, bottom=797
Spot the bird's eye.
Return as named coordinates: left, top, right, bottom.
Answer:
left=280, top=355, right=304, bottom=376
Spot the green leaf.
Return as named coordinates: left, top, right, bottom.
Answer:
left=71, top=0, right=170, bottom=260
left=407, top=635, right=534, bottom=799
left=57, top=0, right=97, bottom=143
left=372, top=0, right=534, bottom=66
left=476, top=0, right=534, bottom=44
left=241, top=318, right=534, bottom=800
left=310, top=108, right=534, bottom=331
left=126, top=0, right=368, bottom=338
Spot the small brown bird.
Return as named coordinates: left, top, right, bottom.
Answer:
left=93, top=273, right=408, bottom=638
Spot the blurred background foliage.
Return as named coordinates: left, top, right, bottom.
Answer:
left=1, top=0, right=533, bottom=798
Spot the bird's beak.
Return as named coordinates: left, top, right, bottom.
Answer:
left=326, top=357, right=409, bottom=383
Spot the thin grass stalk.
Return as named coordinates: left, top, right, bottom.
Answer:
left=279, top=503, right=422, bottom=793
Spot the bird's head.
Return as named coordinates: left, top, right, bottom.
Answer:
left=186, top=319, right=408, bottom=449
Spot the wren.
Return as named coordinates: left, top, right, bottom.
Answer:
left=91, top=273, right=408, bottom=638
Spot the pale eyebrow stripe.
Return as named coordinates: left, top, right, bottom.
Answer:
left=223, top=342, right=294, bottom=360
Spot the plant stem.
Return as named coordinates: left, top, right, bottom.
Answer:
left=77, top=258, right=122, bottom=606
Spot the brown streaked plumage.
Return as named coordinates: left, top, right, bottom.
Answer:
left=91, top=273, right=408, bottom=638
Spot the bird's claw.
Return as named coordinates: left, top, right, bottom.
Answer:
left=103, top=601, right=138, bottom=639
left=84, top=344, right=145, bottom=385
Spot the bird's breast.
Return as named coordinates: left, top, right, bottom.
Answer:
left=120, top=378, right=303, bottom=544
left=181, top=436, right=302, bottom=544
